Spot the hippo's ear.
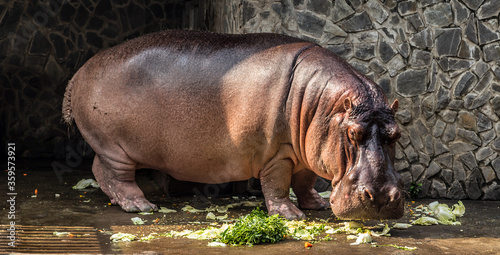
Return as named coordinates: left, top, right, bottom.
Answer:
left=390, top=99, right=399, bottom=113
left=344, top=98, right=352, bottom=112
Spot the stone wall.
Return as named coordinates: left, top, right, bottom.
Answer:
left=1, top=0, right=204, bottom=158
left=205, top=0, right=500, bottom=200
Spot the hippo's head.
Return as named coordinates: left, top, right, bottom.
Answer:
left=289, top=49, right=405, bottom=219
left=326, top=97, right=404, bottom=219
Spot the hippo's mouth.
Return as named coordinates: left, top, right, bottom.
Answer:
left=330, top=180, right=405, bottom=220
left=359, top=190, right=404, bottom=219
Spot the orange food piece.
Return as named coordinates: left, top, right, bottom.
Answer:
left=304, top=242, right=313, bottom=248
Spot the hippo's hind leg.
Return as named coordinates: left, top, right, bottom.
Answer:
left=92, top=154, right=158, bottom=212
left=291, top=170, right=329, bottom=210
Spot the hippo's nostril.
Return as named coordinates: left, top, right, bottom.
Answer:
left=391, top=190, right=401, bottom=202
left=364, top=188, right=374, bottom=202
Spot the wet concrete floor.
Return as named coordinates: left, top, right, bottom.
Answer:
left=1, top=160, right=500, bottom=254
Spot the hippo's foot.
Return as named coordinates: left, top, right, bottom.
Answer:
left=266, top=198, right=306, bottom=220
left=115, top=193, right=158, bottom=212
left=92, top=154, right=158, bottom=213
left=107, top=179, right=159, bottom=212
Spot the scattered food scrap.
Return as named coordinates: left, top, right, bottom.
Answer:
left=182, top=205, right=206, bottom=213
left=384, top=244, right=418, bottom=251
left=371, top=224, right=391, bottom=237
left=317, top=191, right=332, bottom=199
left=413, top=216, right=439, bottom=226
left=53, top=231, right=71, bottom=237
left=392, top=223, right=412, bottom=229
left=286, top=220, right=329, bottom=241
left=206, top=212, right=228, bottom=221
left=412, top=201, right=465, bottom=226
left=73, top=179, right=100, bottom=189
left=158, top=207, right=177, bottom=213
left=110, top=232, right=137, bottom=242
left=350, top=232, right=372, bottom=245
left=207, top=241, right=227, bottom=247
left=131, top=217, right=146, bottom=225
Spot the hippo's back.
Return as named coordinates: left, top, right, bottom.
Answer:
left=77, top=30, right=307, bottom=79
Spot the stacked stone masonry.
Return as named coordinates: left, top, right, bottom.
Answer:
left=206, top=0, right=500, bottom=200
left=1, top=0, right=203, bottom=158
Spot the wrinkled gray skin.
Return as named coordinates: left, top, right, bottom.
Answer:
left=63, top=30, right=404, bottom=220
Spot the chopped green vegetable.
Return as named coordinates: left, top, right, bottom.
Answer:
left=350, top=233, right=372, bottom=245
left=158, top=207, right=177, bottom=213
left=240, top=201, right=263, bottom=207
left=318, top=191, right=332, bottom=199
left=286, top=220, right=326, bottom=240
left=344, top=221, right=364, bottom=229
left=452, top=201, right=465, bottom=217
left=110, top=232, right=137, bottom=242
left=392, top=223, right=412, bottom=229
left=371, top=224, right=391, bottom=237
left=413, top=201, right=465, bottom=225
left=385, top=244, right=417, bottom=251
left=206, top=212, right=228, bottom=221
left=434, top=204, right=456, bottom=223
left=412, top=216, right=439, bottom=225
left=53, top=231, right=71, bottom=236
left=346, top=235, right=358, bottom=240
left=131, top=217, right=146, bottom=225
left=219, top=208, right=288, bottom=246
left=72, top=179, right=100, bottom=189
left=206, top=212, right=216, bottom=220
left=186, top=226, right=228, bottom=240
left=169, top=229, right=193, bottom=237
left=207, top=241, right=227, bottom=247
left=140, top=233, right=158, bottom=241
left=325, top=227, right=343, bottom=234
left=182, top=205, right=205, bottom=213
left=428, top=201, right=439, bottom=211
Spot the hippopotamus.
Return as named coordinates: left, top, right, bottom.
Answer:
left=62, top=30, right=404, bottom=220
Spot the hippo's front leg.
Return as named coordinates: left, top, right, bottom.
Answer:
left=92, top=155, right=158, bottom=212
left=291, top=169, right=329, bottom=210
left=260, top=145, right=305, bottom=220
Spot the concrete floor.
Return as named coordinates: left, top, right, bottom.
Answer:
left=1, top=160, right=500, bottom=254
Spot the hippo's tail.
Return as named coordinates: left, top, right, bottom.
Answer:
left=62, top=78, right=75, bottom=125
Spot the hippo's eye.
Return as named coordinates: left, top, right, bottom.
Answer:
left=349, top=129, right=356, bottom=140
left=347, top=124, right=364, bottom=143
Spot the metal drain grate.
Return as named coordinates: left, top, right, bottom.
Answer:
left=0, top=225, right=101, bottom=254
